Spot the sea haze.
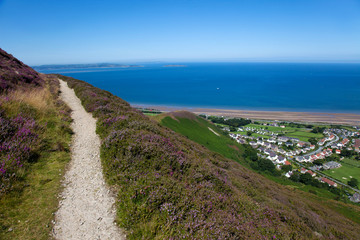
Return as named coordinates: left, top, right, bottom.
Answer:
left=40, top=63, right=360, bottom=113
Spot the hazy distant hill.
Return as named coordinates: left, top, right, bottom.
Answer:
left=33, top=63, right=143, bottom=71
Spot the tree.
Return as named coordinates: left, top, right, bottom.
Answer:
left=313, top=159, right=324, bottom=166
left=308, top=137, right=317, bottom=145
left=258, top=158, right=275, bottom=172
left=299, top=173, right=312, bottom=185
left=229, top=126, right=237, bottom=132
left=348, top=178, right=358, bottom=188
left=281, top=165, right=292, bottom=172
left=311, top=127, right=325, bottom=134
left=290, top=172, right=300, bottom=182
left=246, top=131, right=252, bottom=136
left=340, top=149, right=353, bottom=158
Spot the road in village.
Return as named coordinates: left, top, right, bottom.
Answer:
left=292, top=132, right=359, bottom=194
left=303, top=133, right=339, bottom=157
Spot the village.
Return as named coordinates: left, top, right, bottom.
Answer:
left=228, top=121, right=360, bottom=203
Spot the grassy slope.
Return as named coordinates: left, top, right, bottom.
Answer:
left=59, top=74, right=360, bottom=239
left=0, top=75, right=72, bottom=239
left=159, top=113, right=247, bottom=166
left=159, top=112, right=360, bottom=221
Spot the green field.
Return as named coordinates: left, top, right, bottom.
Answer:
left=160, top=114, right=247, bottom=165
left=323, top=161, right=360, bottom=184
left=144, top=112, right=160, bottom=116
left=342, top=158, right=360, bottom=168
left=284, top=131, right=323, bottom=142
left=243, top=123, right=323, bottom=141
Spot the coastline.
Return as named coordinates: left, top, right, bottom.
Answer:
left=133, top=104, right=360, bottom=126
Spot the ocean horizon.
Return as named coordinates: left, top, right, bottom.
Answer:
left=39, top=62, right=360, bottom=114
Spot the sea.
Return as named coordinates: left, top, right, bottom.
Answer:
left=39, top=63, right=360, bottom=113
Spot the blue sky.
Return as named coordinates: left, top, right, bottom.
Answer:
left=0, top=0, right=359, bottom=65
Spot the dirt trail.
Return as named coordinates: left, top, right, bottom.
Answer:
left=53, top=80, right=125, bottom=239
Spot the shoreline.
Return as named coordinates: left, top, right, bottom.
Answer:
left=133, top=104, right=360, bottom=126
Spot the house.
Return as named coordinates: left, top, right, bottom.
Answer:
left=300, top=168, right=307, bottom=174
left=285, top=171, right=293, bottom=178
left=327, top=134, right=335, bottom=141
left=354, top=139, right=360, bottom=152
left=310, top=145, right=315, bottom=150
left=277, top=155, right=286, bottom=164
left=268, top=152, right=278, bottom=161
left=336, top=149, right=341, bottom=154
left=280, top=125, right=286, bottom=128
left=304, top=156, right=312, bottom=162
left=321, top=177, right=337, bottom=187
left=323, top=161, right=341, bottom=170
left=350, top=192, right=360, bottom=203
left=278, top=136, right=290, bottom=142
left=249, top=141, right=257, bottom=147
left=306, top=170, right=316, bottom=177
left=284, top=160, right=291, bottom=165
left=330, top=143, right=338, bottom=149
left=341, top=138, right=349, bottom=146
left=297, top=142, right=306, bottom=148
left=318, top=139, right=326, bottom=146
left=285, top=142, right=293, bottom=147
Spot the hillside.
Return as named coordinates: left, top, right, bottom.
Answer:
left=1, top=48, right=360, bottom=239
left=0, top=48, right=43, bottom=91
left=157, top=111, right=248, bottom=166
left=57, top=74, right=360, bottom=239
left=0, top=49, right=72, bottom=239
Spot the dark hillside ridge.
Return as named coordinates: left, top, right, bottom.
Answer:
left=56, top=74, right=360, bottom=239
left=0, top=48, right=43, bottom=91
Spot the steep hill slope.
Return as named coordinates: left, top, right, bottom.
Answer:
left=0, top=49, right=72, bottom=239
left=157, top=111, right=247, bottom=166
left=0, top=48, right=43, bottom=91
left=58, top=74, right=360, bottom=239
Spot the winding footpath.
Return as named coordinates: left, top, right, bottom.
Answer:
left=53, top=80, right=125, bottom=239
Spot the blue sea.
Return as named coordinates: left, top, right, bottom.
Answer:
left=40, top=63, right=360, bottom=113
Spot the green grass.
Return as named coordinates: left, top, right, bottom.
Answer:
left=284, top=130, right=323, bottom=142
left=0, top=78, right=72, bottom=240
left=244, top=123, right=323, bottom=141
left=342, top=158, right=360, bottom=168
left=143, top=112, right=160, bottom=116
left=161, top=115, right=247, bottom=165
left=323, top=162, right=360, bottom=184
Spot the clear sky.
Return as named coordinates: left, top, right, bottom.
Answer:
left=0, top=0, right=359, bottom=65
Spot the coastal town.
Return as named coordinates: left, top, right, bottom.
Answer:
left=225, top=121, right=360, bottom=202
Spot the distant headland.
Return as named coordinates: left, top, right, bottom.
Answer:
left=33, top=63, right=143, bottom=71
left=163, top=64, right=187, bottom=67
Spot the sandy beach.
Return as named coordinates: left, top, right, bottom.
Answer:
left=134, top=105, right=360, bottom=126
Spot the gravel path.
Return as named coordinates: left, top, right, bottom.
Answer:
left=53, top=80, right=125, bottom=240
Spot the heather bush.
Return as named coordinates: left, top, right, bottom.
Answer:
left=0, top=104, right=40, bottom=196
left=0, top=74, right=72, bottom=197
left=59, top=74, right=360, bottom=239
